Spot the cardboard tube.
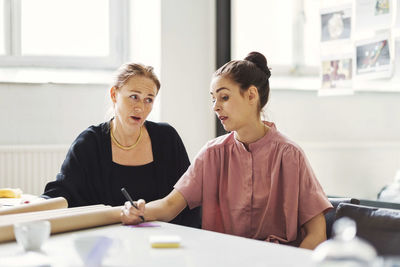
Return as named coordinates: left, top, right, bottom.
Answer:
left=0, top=206, right=122, bottom=243
left=0, top=204, right=107, bottom=225
left=0, top=197, right=68, bottom=216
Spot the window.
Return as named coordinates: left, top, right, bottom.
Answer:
left=232, top=0, right=320, bottom=75
left=0, top=0, right=128, bottom=69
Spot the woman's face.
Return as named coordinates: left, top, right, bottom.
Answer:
left=210, top=76, right=256, bottom=132
left=111, top=75, right=158, bottom=130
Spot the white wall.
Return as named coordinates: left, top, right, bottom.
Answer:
left=267, top=89, right=400, bottom=199
left=0, top=83, right=109, bottom=145
left=160, top=0, right=216, bottom=159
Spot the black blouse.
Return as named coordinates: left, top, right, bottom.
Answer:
left=109, top=161, right=157, bottom=206
left=42, top=120, right=201, bottom=228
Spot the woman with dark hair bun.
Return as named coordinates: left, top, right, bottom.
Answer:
left=121, top=52, right=332, bottom=249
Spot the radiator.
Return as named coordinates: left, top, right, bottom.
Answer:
left=0, top=145, right=69, bottom=196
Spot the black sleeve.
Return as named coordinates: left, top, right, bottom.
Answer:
left=166, top=126, right=202, bottom=228
left=41, top=129, right=101, bottom=207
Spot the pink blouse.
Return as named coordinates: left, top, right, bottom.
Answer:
left=175, top=122, right=332, bottom=245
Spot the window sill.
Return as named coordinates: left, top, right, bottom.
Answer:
left=0, top=67, right=113, bottom=85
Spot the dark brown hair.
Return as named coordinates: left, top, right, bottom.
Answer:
left=112, top=63, right=161, bottom=91
left=214, top=51, right=271, bottom=111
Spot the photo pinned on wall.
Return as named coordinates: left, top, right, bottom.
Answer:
left=375, top=0, right=390, bottom=15
left=355, top=0, right=392, bottom=32
left=319, top=56, right=353, bottom=96
left=320, top=5, right=352, bottom=42
left=355, top=35, right=392, bottom=80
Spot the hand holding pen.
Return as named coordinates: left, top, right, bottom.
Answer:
left=121, top=188, right=145, bottom=224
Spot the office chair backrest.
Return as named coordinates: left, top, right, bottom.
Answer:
left=325, top=197, right=360, bottom=239
left=336, top=203, right=400, bottom=256
left=359, top=199, right=400, bottom=210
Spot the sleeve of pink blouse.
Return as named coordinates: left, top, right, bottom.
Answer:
left=297, top=150, right=333, bottom=226
left=174, top=148, right=205, bottom=209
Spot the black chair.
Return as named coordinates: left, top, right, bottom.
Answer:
left=325, top=197, right=360, bottom=239
left=359, top=199, right=400, bottom=210
left=336, top=203, right=400, bottom=256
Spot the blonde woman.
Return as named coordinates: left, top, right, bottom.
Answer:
left=43, top=63, right=201, bottom=228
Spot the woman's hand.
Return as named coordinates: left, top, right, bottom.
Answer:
left=121, top=199, right=146, bottom=225
left=120, top=190, right=188, bottom=225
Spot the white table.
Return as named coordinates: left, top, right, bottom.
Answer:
left=0, top=221, right=316, bottom=267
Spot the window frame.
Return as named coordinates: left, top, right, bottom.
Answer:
left=0, top=0, right=129, bottom=70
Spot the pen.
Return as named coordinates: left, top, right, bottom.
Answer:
left=121, top=188, right=145, bottom=222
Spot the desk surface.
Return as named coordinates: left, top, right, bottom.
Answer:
left=0, top=221, right=316, bottom=267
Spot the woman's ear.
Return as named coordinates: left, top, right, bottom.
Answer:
left=248, top=85, right=259, bottom=105
left=110, top=87, right=117, bottom=103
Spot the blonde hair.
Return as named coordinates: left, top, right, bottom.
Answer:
left=112, top=63, right=160, bottom=90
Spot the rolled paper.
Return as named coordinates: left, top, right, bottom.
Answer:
left=0, top=197, right=68, bottom=216
left=0, top=205, right=122, bottom=243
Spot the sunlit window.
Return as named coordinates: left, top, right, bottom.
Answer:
left=21, top=0, right=109, bottom=57
left=0, top=0, right=127, bottom=69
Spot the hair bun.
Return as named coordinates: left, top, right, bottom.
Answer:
left=244, top=51, right=271, bottom=79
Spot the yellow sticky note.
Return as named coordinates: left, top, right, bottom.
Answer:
left=149, top=235, right=181, bottom=248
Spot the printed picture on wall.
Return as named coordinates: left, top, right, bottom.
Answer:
left=321, top=7, right=351, bottom=42
left=356, top=39, right=390, bottom=75
left=375, top=0, right=390, bottom=15
left=321, top=58, right=352, bottom=89
left=355, top=0, right=392, bottom=31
